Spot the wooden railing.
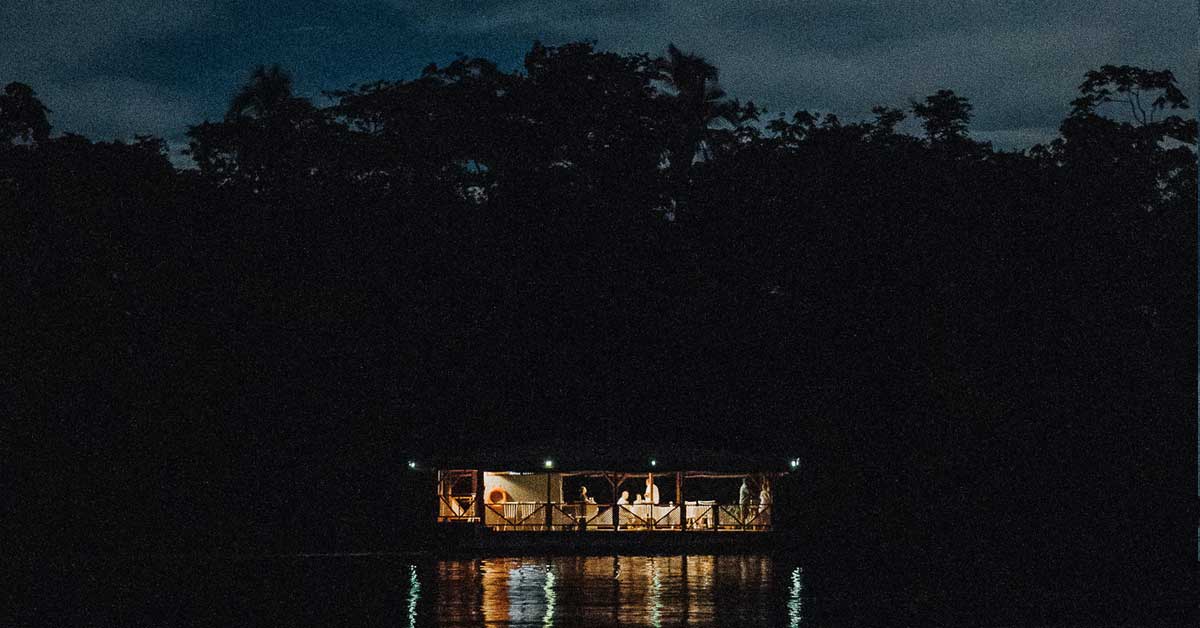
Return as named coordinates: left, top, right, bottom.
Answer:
left=483, top=502, right=546, bottom=530
left=685, top=501, right=716, bottom=529
left=583, top=505, right=615, bottom=529
left=717, top=504, right=773, bottom=530
left=438, top=494, right=479, bottom=521
left=746, top=504, right=772, bottom=530
left=651, top=505, right=682, bottom=530
left=550, top=503, right=581, bottom=529
left=472, top=501, right=772, bottom=531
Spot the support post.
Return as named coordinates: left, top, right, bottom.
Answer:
left=604, top=472, right=618, bottom=531
left=474, top=470, right=485, bottom=525
left=647, top=472, right=655, bottom=530
left=545, top=472, right=553, bottom=531
left=676, top=472, right=685, bottom=530
left=611, top=473, right=623, bottom=531
left=436, top=470, right=443, bottom=522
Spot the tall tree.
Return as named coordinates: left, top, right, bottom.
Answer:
left=1070, top=64, right=1190, bottom=125
left=910, top=89, right=973, bottom=145
left=226, top=64, right=301, bottom=121
left=515, top=41, right=667, bottom=209
left=1048, top=65, right=1196, bottom=209
left=655, top=44, right=750, bottom=194
left=326, top=55, right=516, bottom=197
left=0, top=82, right=51, bottom=145
left=189, top=64, right=338, bottom=195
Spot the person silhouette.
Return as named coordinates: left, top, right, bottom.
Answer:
left=644, top=474, right=660, bottom=505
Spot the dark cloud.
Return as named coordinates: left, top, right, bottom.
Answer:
left=3, top=0, right=1194, bottom=151
left=0, top=0, right=214, bottom=73
left=1, top=0, right=214, bottom=148
left=37, top=78, right=200, bottom=138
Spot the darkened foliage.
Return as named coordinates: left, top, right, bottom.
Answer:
left=5, top=44, right=1194, bottom=597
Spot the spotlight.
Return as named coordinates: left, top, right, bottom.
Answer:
left=650, top=459, right=657, bottom=467
left=544, top=459, right=554, bottom=469
left=408, top=460, right=417, bottom=469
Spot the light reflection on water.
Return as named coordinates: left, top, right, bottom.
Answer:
left=53, top=552, right=1185, bottom=626
left=407, top=564, right=420, bottom=628
left=788, top=566, right=804, bottom=628
left=427, top=555, right=803, bottom=628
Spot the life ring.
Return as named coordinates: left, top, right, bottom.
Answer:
left=487, top=487, right=509, bottom=504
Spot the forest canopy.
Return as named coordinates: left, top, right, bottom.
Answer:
left=4, top=44, right=1194, bottom=559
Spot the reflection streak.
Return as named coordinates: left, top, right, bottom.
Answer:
left=543, top=567, right=556, bottom=628
left=407, top=564, right=420, bottom=628
left=650, top=558, right=662, bottom=628
left=788, top=566, right=803, bottom=627
left=433, top=555, right=796, bottom=627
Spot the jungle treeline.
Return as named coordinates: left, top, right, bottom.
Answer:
left=4, top=42, right=1195, bottom=583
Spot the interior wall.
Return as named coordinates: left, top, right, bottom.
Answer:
left=484, top=472, right=562, bottom=502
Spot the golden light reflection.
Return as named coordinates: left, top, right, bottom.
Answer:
left=480, top=558, right=510, bottom=625
left=437, top=555, right=788, bottom=627
left=650, top=557, right=662, bottom=628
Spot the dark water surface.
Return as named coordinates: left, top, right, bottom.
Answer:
left=33, top=553, right=1194, bottom=627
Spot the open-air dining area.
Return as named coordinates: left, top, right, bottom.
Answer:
left=436, top=467, right=781, bottom=533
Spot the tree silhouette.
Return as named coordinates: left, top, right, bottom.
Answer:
left=226, top=64, right=300, bottom=121
left=1071, top=64, right=1189, bottom=125
left=910, top=89, right=973, bottom=144
left=4, top=49, right=1194, bottom=611
left=189, top=64, right=339, bottom=197
left=655, top=44, right=752, bottom=199
left=0, top=82, right=51, bottom=145
left=1045, top=66, right=1197, bottom=211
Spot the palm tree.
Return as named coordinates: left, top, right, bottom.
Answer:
left=655, top=44, right=742, bottom=183
left=225, top=64, right=299, bottom=121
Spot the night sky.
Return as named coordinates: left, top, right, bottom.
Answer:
left=3, top=1, right=1194, bottom=162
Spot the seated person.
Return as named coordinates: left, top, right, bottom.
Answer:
left=616, top=490, right=630, bottom=505
left=634, top=493, right=644, bottom=504
left=579, top=485, right=596, bottom=504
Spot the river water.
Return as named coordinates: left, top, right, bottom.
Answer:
left=429, top=555, right=801, bottom=627
left=35, top=552, right=1192, bottom=626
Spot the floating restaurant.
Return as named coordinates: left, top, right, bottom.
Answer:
left=417, top=447, right=801, bottom=546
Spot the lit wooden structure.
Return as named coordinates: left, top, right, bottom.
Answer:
left=435, top=466, right=786, bottom=533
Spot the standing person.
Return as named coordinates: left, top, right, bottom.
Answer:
left=758, top=481, right=771, bottom=517
left=575, top=484, right=596, bottom=530
left=644, top=474, right=660, bottom=505
left=739, top=477, right=752, bottom=521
